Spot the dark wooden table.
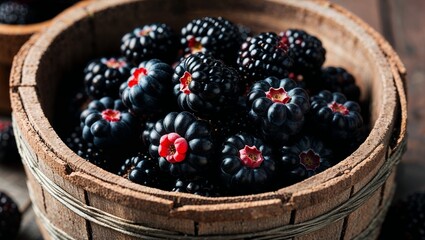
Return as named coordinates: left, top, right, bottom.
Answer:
left=0, top=0, right=423, bottom=239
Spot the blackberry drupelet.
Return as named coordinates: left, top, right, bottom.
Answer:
left=65, top=126, right=115, bottom=171
left=117, top=152, right=150, bottom=177
left=320, top=66, right=361, bottom=102
left=172, top=177, right=220, bottom=197
left=278, top=29, right=326, bottom=74
left=237, top=32, right=293, bottom=84
left=308, top=90, right=364, bottom=143
left=120, top=23, right=179, bottom=65
left=148, top=111, right=215, bottom=178
left=279, top=135, right=333, bottom=186
left=219, top=133, right=277, bottom=195
left=247, top=77, right=310, bottom=145
left=0, top=192, right=21, bottom=239
left=120, top=59, right=175, bottom=117
left=80, top=97, right=141, bottom=151
left=180, top=16, right=243, bottom=65
left=118, top=153, right=169, bottom=189
left=173, top=53, right=242, bottom=117
left=83, top=56, right=133, bottom=99
left=380, top=191, right=425, bottom=240
left=0, top=118, right=20, bottom=163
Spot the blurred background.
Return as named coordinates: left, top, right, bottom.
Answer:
left=0, top=0, right=423, bottom=239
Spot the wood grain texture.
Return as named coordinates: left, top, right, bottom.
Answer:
left=2, top=0, right=418, bottom=239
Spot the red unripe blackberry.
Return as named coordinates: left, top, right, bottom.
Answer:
left=247, top=77, right=310, bottom=145
left=219, top=133, right=277, bottom=195
left=237, top=32, right=294, bottom=85
left=84, top=56, right=133, bottom=99
left=180, top=16, right=243, bottom=66
left=148, top=111, right=215, bottom=177
left=120, top=23, right=179, bottom=65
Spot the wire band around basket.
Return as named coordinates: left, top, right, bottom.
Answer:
left=13, top=116, right=407, bottom=240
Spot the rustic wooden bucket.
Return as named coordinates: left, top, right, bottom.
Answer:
left=9, top=0, right=408, bottom=239
left=0, top=1, right=91, bottom=115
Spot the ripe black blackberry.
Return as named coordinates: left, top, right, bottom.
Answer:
left=180, top=16, right=243, bottom=65
left=320, top=66, right=361, bottom=102
left=0, top=0, right=79, bottom=24
left=172, top=177, right=220, bottom=197
left=148, top=111, right=215, bottom=178
left=219, top=133, right=277, bottom=195
left=237, top=32, right=293, bottom=84
left=279, top=135, right=333, bottom=186
left=380, top=191, right=425, bottom=240
left=65, top=126, right=115, bottom=171
left=0, top=118, right=20, bottom=163
left=83, top=56, right=133, bottom=99
left=120, top=59, right=175, bottom=117
left=0, top=1, right=32, bottom=24
left=118, top=153, right=170, bottom=189
left=173, top=53, right=242, bottom=117
left=80, top=97, right=141, bottom=151
left=120, top=23, right=179, bottom=65
left=0, top=191, right=21, bottom=239
left=247, top=77, right=310, bottom=145
left=308, top=90, right=364, bottom=143
left=278, top=29, right=326, bottom=74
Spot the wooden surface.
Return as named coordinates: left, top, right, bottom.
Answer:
left=0, top=0, right=423, bottom=239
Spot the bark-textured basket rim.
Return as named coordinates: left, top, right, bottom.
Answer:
left=0, top=1, right=91, bottom=65
left=10, top=0, right=408, bottom=238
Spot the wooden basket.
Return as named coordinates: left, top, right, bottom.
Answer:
left=10, top=0, right=408, bottom=239
left=0, top=1, right=91, bottom=115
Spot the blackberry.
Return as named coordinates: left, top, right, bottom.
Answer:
left=0, top=1, right=33, bottom=24
left=180, top=16, right=243, bottom=65
left=80, top=97, right=141, bottom=150
left=278, top=29, right=326, bottom=74
left=118, top=153, right=169, bottom=189
left=0, top=191, right=21, bottom=239
left=279, top=135, right=333, bottom=186
left=219, top=133, right=277, bottom=195
left=173, top=53, right=242, bottom=117
left=320, top=66, right=361, bottom=102
left=237, top=32, right=293, bottom=84
left=172, top=177, right=220, bottom=197
left=120, top=23, right=179, bottom=65
left=247, top=77, right=310, bottom=145
left=120, top=59, right=175, bottom=117
left=308, top=90, right=364, bottom=142
left=83, top=57, right=133, bottom=99
left=0, top=118, right=20, bottom=163
left=65, top=126, right=115, bottom=171
left=237, top=24, right=252, bottom=42
left=148, top=111, right=215, bottom=177
left=380, top=191, right=425, bottom=240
